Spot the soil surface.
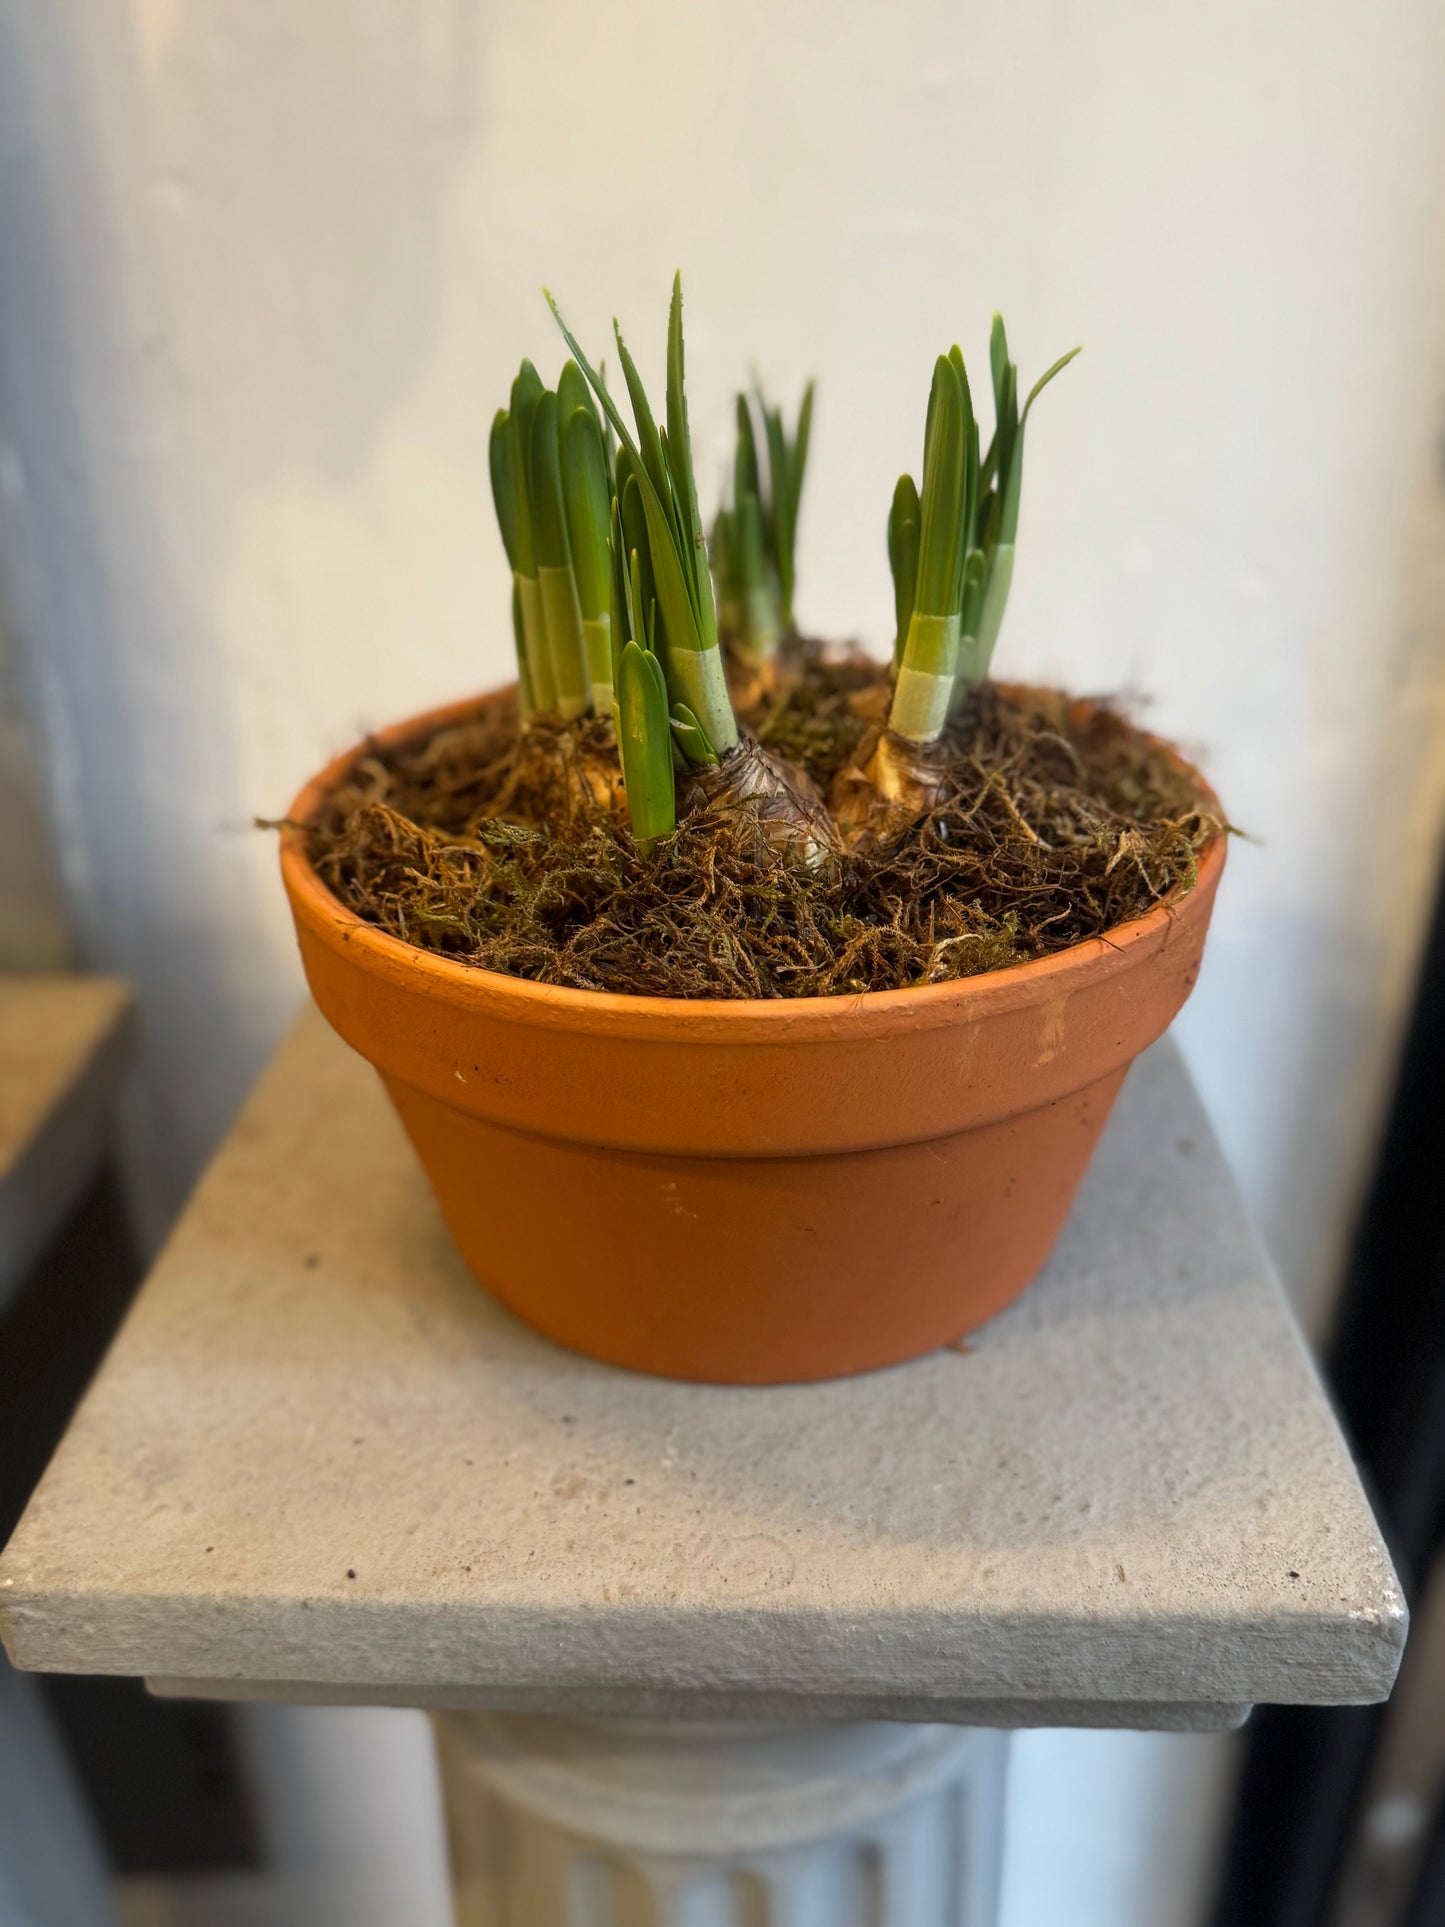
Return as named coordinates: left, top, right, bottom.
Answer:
left=300, top=648, right=1221, bottom=1000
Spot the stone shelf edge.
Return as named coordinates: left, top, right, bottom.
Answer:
left=143, top=1675, right=1253, bottom=1732
left=0, top=974, right=134, bottom=1307
left=0, top=1009, right=1404, bottom=1723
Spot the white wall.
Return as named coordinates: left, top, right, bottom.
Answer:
left=3, top=3, right=1444, bottom=1923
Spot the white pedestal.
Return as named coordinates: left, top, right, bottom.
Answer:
left=437, top=1715, right=1007, bottom=1926
left=0, top=1010, right=1407, bottom=1925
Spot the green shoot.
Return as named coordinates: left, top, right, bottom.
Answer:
left=557, top=357, right=599, bottom=441
left=712, top=380, right=814, bottom=661
left=886, top=320, right=1079, bottom=739
left=561, top=388, right=614, bottom=713
left=546, top=273, right=740, bottom=777
left=491, top=357, right=627, bottom=723
left=759, top=378, right=813, bottom=630
left=889, top=355, right=966, bottom=742
left=969, top=320, right=1080, bottom=685
left=528, top=389, right=591, bottom=720
left=886, top=475, right=920, bottom=671
left=612, top=530, right=687, bottom=841
left=716, top=396, right=777, bottom=657
left=614, top=639, right=674, bottom=848
left=509, top=577, right=532, bottom=715
left=670, top=701, right=718, bottom=767
left=489, top=361, right=556, bottom=714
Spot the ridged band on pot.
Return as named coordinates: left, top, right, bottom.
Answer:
left=281, top=688, right=1225, bottom=1385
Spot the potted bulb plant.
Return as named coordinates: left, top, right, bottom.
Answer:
left=280, top=275, right=1223, bottom=1384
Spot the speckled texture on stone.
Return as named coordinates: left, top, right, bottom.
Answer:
left=0, top=1009, right=1405, bottom=1725
left=0, top=975, right=134, bottom=1304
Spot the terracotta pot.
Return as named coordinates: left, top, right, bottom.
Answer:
left=282, top=688, right=1224, bottom=1384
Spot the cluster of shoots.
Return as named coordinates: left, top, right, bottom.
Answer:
left=490, top=358, right=618, bottom=724
left=886, top=320, right=1080, bottom=751
left=549, top=277, right=744, bottom=846
left=491, top=276, right=745, bottom=848
left=711, top=381, right=814, bottom=666
left=491, top=275, right=1078, bottom=851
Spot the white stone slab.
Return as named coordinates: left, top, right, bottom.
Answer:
left=0, top=974, right=134, bottom=1306
left=0, top=1008, right=1404, bottom=1729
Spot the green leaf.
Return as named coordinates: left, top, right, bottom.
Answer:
left=508, top=361, right=544, bottom=577
left=940, top=348, right=978, bottom=615
left=1024, top=344, right=1083, bottom=416
left=627, top=547, right=649, bottom=651
left=999, top=343, right=1081, bottom=544
left=790, top=380, right=814, bottom=532
left=711, top=505, right=734, bottom=584
left=546, top=284, right=729, bottom=732
left=737, top=489, right=768, bottom=595
left=527, top=390, right=570, bottom=569
left=510, top=576, right=533, bottom=715
left=888, top=473, right=920, bottom=665
left=545, top=291, right=673, bottom=556
left=488, top=409, right=518, bottom=570
left=557, top=358, right=597, bottom=438
left=598, top=357, right=616, bottom=485
left=735, top=395, right=760, bottom=506
left=609, top=494, right=631, bottom=646
left=562, top=406, right=610, bottom=620
left=914, top=356, right=965, bottom=616
left=665, top=271, right=705, bottom=587
left=614, top=323, right=679, bottom=550
left=616, top=639, right=675, bottom=847
left=547, top=288, right=710, bottom=653
left=635, top=466, right=707, bottom=655
left=762, top=402, right=795, bottom=620
left=978, top=431, right=998, bottom=493
left=989, top=315, right=1010, bottom=423
left=620, top=475, right=655, bottom=647
left=778, top=382, right=813, bottom=628
left=960, top=547, right=987, bottom=637
left=958, top=411, right=979, bottom=611
left=948, top=344, right=974, bottom=429
left=669, top=700, right=719, bottom=767
left=975, top=432, right=999, bottom=548
left=996, top=360, right=1018, bottom=518
left=601, top=347, right=703, bottom=658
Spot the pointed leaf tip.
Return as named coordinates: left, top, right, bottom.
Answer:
left=1023, top=344, right=1084, bottom=415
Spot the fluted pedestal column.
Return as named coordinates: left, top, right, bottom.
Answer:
left=436, top=1713, right=1007, bottom=1926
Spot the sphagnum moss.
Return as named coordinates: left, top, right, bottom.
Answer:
left=307, top=673, right=1218, bottom=1001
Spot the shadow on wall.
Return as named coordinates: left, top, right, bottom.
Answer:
left=1263, top=366, right=1445, bottom=1329
left=1173, top=326, right=1445, bottom=1334
left=0, top=3, right=479, bottom=1245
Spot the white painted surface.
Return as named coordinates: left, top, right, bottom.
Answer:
left=0, top=3, right=1441, bottom=1924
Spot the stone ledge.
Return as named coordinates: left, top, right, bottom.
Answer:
left=0, top=974, right=134, bottom=1306
left=0, top=1007, right=1405, bottom=1722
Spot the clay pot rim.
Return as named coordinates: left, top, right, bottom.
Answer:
left=281, top=686, right=1225, bottom=1040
